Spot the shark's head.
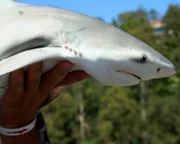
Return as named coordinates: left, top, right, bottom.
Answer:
left=80, top=23, right=176, bottom=86
left=104, top=43, right=176, bottom=86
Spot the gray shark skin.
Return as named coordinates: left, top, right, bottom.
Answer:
left=0, top=0, right=176, bottom=97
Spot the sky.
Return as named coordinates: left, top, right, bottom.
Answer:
left=18, top=0, right=180, bottom=23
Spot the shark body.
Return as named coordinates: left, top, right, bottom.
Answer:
left=0, top=0, right=176, bottom=97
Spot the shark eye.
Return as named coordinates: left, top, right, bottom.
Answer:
left=139, top=54, right=147, bottom=63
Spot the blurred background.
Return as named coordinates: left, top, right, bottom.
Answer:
left=19, top=0, right=180, bottom=144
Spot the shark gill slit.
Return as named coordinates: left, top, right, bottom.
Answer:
left=59, top=30, right=83, bottom=58
left=64, top=45, right=83, bottom=59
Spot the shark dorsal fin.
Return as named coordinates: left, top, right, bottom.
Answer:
left=0, top=0, right=25, bottom=9
left=0, top=0, right=16, bottom=5
left=0, top=0, right=16, bottom=2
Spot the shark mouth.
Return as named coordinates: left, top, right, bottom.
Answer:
left=116, top=70, right=141, bottom=80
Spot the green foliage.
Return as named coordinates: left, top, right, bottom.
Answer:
left=144, top=95, right=180, bottom=144
left=149, top=9, right=159, bottom=20
left=42, top=4, right=180, bottom=144
left=117, top=7, right=153, bottom=44
left=42, top=91, right=79, bottom=144
left=97, top=87, right=142, bottom=144
left=163, top=4, right=180, bottom=35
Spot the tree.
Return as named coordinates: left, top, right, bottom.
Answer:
left=149, top=9, right=159, bottom=20
left=163, top=4, right=180, bottom=35
left=116, top=7, right=154, bottom=45
left=42, top=91, right=79, bottom=144
left=97, top=87, right=142, bottom=144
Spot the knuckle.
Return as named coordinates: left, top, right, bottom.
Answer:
left=11, top=70, right=23, bottom=80
left=55, top=75, right=66, bottom=84
left=9, top=100, right=24, bottom=108
left=29, top=79, right=40, bottom=85
left=30, top=63, right=42, bottom=72
left=11, top=82, right=24, bottom=89
left=33, top=67, right=42, bottom=75
left=52, top=71, right=67, bottom=81
left=56, top=64, right=72, bottom=74
left=34, top=64, right=42, bottom=72
left=56, top=67, right=67, bottom=75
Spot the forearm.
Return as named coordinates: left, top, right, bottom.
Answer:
left=0, top=128, right=41, bottom=144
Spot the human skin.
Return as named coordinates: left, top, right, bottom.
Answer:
left=0, top=61, right=89, bottom=144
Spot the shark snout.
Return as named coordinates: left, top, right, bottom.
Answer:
left=156, top=64, right=176, bottom=78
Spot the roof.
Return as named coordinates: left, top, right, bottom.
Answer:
left=150, top=19, right=165, bottom=29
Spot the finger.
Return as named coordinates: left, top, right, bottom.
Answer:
left=40, top=86, right=64, bottom=108
left=40, top=61, right=73, bottom=94
left=26, top=62, right=42, bottom=92
left=49, top=86, right=64, bottom=97
left=41, top=71, right=89, bottom=107
left=58, top=71, right=89, bottom=86
left=8, top=68, right=24, bottom=96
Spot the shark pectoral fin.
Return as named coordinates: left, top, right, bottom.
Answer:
left=0, top=48, right=68, bottom=76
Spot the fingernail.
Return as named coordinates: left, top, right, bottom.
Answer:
left=62, top=61, right=74, bottom=70
left=80, top=71, right=90, bottom=78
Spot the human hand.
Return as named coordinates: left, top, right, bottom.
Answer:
left=0, top=61, right=89, bottom=128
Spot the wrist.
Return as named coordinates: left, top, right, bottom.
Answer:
left=0, top=117, right=36, bottom=136
left=0, top=117, right=34, bottom=129
left=0, top=127, right=41, bottom=144
left=0, top=111, right=38, bottom=128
